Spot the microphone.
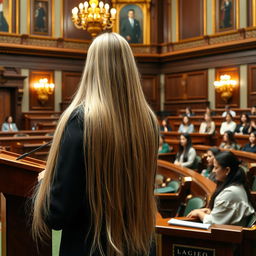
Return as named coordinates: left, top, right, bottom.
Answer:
left=16, top=141, right=52, bottom=160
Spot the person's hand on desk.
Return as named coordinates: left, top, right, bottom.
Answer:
left=38, top=169, right=46, bottom=182
left=187, top=208, right=211, bottom=221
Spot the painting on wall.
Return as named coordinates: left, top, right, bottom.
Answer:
left=30, top=0, right=52, bottom=36
left=119, top=4, right=143, bottom=44
left=216, top=0, right=238, bottom=32
left=0, top=0, right=19, bottom=33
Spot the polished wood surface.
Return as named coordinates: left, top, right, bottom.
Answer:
left=0, top=150, right=51, bottom=256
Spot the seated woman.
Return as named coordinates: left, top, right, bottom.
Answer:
left=187, top=151, right=255, bottom=226
left=1, top=115, right=18, bottom=132
left=248, top=120, right=256, bottom=134
left=219, top=131, right=240, bottom=150
left=205, top=106, right=215, bottom=116
left=158, top=135, right=172, bottom=153
left=201, top=147, right=220, bottom=182
left=235, top=113, right=250, bottom=134
left=199, top=113, right=215, bottom=134
left=160, top=118, right=172, bottom=132
left=184, top=106, right=194, bottom=117
left=220, top=113, right=236, bottom=135
left=241, top=131, right=256, bottom=153
left=178, top=116, right=194, bottom=134
left=174, top=133, right=196, bottom=168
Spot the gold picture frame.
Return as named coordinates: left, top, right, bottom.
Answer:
left=213, top=0, right=239, bottom=33
left=112, top=0, right=151, bottom=44
left=0, top=0, right=19, bottom=34
left=28, top=0, right=54, bottom=36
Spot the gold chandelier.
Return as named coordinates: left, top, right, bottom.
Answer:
left=214, top=75, right=237, bottom=103
left=71, top=0, right=117, bottom=38
left=33, top=78, right=55, bottom=104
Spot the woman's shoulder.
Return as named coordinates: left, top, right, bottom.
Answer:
left=218, top=185, right=245, bottom=200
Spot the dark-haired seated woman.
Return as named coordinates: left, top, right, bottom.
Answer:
left=201, top=147, right=220, bottom=182
left=241, top=131, right=256, bottom=153
left=234, top=113, right=250, bottom=134
left=160, top=119, right=172, bottom=132
left=187, top=151, right=255, bottom=226
left=158, top=135, right=172, bottom=153
left=174, top=133, right=196, bottom=168
left=219, top=131, right=240, bottom=150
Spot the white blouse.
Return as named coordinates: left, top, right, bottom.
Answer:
left=203, top=185, right=255, bottom=226
left=220, top=121, right=236, bottom=135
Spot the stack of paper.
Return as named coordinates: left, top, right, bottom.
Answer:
left=168, top=218, right=211, bottom=229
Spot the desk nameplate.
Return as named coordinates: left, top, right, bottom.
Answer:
left=173, top=244, right=215, bottom=256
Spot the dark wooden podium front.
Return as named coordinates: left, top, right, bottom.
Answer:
left=156, top=215, right=256, bottom=256
left=0, top=150, right=51, bottom=256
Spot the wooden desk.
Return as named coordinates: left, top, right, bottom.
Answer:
left=156, top=214, right=256, bottom=256
left=24, top=115, right=59, bottom=129
left=0, top=150, right=51, bottom=256
left=0, top=129, right=54, bottom=137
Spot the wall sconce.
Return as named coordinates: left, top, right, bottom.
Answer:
left=33, top=78, right=55, bottom=104
left=214, top=74, right=237, bottom=103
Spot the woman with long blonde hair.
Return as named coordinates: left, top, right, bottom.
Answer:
left=32, top=32, right=159, bottom=256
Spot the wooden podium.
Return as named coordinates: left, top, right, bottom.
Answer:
left=0, top=150, right=52, bottom=256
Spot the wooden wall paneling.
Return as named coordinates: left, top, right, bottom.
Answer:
left=61, top=71, right=82, bottom=111
left=165, top=73, right=185, bottom=101
left=248, top=64, right=256, bottom=107
left=63, top=0, right=112, bottom=40
left=178, top=0, right=204, bottom=40
left=141, top=75, right=160, bottom=112
left=0, top=89, right=11, bottom=126
left=29, top=70, right=55, bottom=111
left=215, top=66, right=240, bottom=108
left=186, top=70, right=208, bottom=99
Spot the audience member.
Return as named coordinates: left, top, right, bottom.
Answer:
left=220, top=113, right=236, bottom=135
left=1, top=115, right=18, bottom=132
left=184, top=107, right=195, bottom=117
left=248, top=120, right=256, bottom=134
left=235, top=113, right=250, bottom=134
left=160, top=118, right=172, bottom=132
left=199, top=113, right=215, bottom=134
left=219, top=131, right=240, bottom=150
left=201, top=147, right=220, bottom=182
left=205, top=106, right=215, bottom=116
left=222, top=105, right=236, bottom=117
left=178, top=115, right=194, bottom=133
left=241, top=131, right=256, bottom=153
left=174, top=133, right=196, bottom=168
left=248, top=106, right=256, bottom=116
left=187, top=151, right=255, bottom=226
left=158, top=135, right=172, bottom=153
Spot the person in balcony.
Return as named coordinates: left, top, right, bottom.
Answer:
left=241, top=131, right=256, bottom=153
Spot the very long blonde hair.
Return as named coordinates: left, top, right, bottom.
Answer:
left=32, top=32, right=159, bottom=256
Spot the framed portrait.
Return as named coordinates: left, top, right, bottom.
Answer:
left=214, top=0, right=239, bottom=33
left=0, top=0, right=19, bottom=33
left=29, top=0, right=53, bottom=36
left=112, top=0, right=151, bottom=44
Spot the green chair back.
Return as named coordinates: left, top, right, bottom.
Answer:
left=167, top=180, right=180, bottom=193
left=183, top=197, right=206, bottom=217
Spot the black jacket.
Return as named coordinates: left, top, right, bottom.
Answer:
left=43, top=110, right=156, bottom=256
left=121, top=18, right=141, bottom=43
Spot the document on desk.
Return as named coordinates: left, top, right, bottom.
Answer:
left=168, top=218, right=211, bottom=229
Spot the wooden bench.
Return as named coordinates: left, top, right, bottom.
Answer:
left=0, top=129, right=54, bottom=137
left=23, top=113, right=60, bottom=129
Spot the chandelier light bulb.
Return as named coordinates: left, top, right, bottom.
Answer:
left=91, top=2, right=96, bottom=9
left=79, top=3, right=84, bottom=9
left=99, top=1, right=104, bottom=8
left=110, top=8, right=116, bottom=18
left=84, top=1, right=89, bottom=8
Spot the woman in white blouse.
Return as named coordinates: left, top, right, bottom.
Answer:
left=174, top=133, right=196, bottom=168
left=220, top=113, right=236, bottom=135
left=199, top=113, right=215, bottom=134
left=187, top=151, right=255, bottom=226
